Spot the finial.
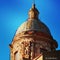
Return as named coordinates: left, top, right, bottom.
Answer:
left=32, top=0, right=36, bottom=9
left=28, top=0, right=39, bottom=19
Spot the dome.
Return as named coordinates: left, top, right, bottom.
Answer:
left=16, top=19, right=51, bottom=35
left=14, top=4, right=58, bottom=49
left=16, top=4, right=51, bottom=35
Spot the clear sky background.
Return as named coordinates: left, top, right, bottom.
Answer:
left=0, top=0, right=60, bottom=60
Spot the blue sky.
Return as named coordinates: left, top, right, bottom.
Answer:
left=0, top=0, right=60, bottom=60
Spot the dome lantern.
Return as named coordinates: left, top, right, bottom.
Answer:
left=28, top=4, right=39, bottom=19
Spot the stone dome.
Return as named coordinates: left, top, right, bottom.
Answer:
left=16, top=19, right=51, bottom=35
left=16, top=4, right=51, bottom=35
left=13, top=4, right=58, bottom=49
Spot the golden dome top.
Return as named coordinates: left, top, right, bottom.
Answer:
left=28, top=4, right=39, bottom=19
left=16, top=4, right=51, bottom=35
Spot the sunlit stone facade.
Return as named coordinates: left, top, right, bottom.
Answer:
left=9, top=4, right=58, bottom=60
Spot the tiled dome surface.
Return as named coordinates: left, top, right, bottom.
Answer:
left=16, top=19, right=51, bottom=35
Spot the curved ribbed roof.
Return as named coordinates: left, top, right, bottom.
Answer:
left=16, top=4, right=51, bottom=35
left=16, top=19, right=51, bottom=35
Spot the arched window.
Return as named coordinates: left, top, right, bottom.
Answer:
left=14, top=51, right=19, bottom=60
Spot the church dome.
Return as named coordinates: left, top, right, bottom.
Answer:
left=16, top=19, right=51, bottom=35
left=16, top=4, right=51, bottom=35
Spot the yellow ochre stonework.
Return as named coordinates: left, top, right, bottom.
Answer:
left=9, top=3, right=60, bottom=60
